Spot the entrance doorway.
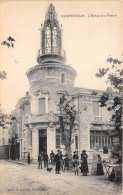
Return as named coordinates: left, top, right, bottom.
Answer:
left=39, top=129, right=47, bottom=154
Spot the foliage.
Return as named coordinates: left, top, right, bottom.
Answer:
left=58, top=94, right=77, bottom=156
left=95, top=68, right=109, bottom=78
left=9, top=134, right=18, bottom=145
left=0, top=114, right=11, bottom=129
left=95, top=56, right=122, bottom=149
left=0, top=36, right=15, bottom=80
left=0, top=71, right=7, bottom=80
left=1, top=36, right=15, bottom=48
left=0, top=110, right=16, bottom=129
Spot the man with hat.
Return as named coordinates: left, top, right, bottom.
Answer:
left=81, top=150, right=88, bottom=176
left=54, top=150, right=61, bottom=174
left=50, top=150, right=55, bottom=166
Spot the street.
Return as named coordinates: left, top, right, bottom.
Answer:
left=0, top=161, right=122, bottom=195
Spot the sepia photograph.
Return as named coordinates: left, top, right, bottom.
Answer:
left=0, top=1, right=122, bottom=195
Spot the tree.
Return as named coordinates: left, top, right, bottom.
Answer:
left=58, top=94, right=77, bottom=160
left=0, top=71, right=7, bottom=80
left=95, top=56, right=122, bottom=152
left=0, top=36, right=15, bottom=80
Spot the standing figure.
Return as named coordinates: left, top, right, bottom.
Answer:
left=63, top=154, right=70, bottom=171
left=38, top=152, right=43, bottom=169
left=27, top=153, right=30, bottom=164
left=73, top=151, right=79, bottom=171
left=43, top=152, right=48, bottom=168
left=50, top=150, right=55, bottom=165
left=60, top=151, right=64, bottom=171
left=54, top=150, right=61, bottom=174
left=74, top=158, right=79, bottom=175
left=81, top=150, right=88, bottom=176
left=97, top=154, right=104, bottom=175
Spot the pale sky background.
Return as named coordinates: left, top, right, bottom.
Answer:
left=0, top=1, right=122, bottom=114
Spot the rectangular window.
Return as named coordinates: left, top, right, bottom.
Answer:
left=93, top=101, right=99, bottom=116
left=3, top=137, right=5, bottom=145
left=75, top=136, right=78, bottom=150
left=38, top=98, right=46, bottom=114
left=30, top=131, right=32, bottom=146
left=102, top=136, right=104, bottom=147
left=56, top=129, right=61, bottom=149
left=99, top=136, right=101, bottom=149
left=56, top=135, right=60, bottom=149
left=90, top=131, right=112, bottom=149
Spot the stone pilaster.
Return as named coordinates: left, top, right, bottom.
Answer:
left=47, top=126, right=55, bottom=155
left=32, top=128, right=38, bottom=163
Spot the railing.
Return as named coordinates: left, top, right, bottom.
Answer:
left=37, top=48, right=66, bottom=58
left=30, top=114, right=48, bottom=123
left=94, top=116, right=102, bottom=122
left=24, top=113, right=59, bottom=124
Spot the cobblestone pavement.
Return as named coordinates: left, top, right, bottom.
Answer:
left=0, top=161, right=122, bottom=195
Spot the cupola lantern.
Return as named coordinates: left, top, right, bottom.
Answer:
left=37, top=4, right=66, bottom=64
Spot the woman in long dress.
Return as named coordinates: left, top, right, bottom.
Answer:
left=54, top=150, right=61, bottom=174
left=81, top=150, right=89, bottom=176
left=97, top=154, right=104, bottom=175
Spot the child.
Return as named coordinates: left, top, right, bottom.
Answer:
left=74, top=158, right=79, bottom=175
left=63, top=155, right=70, bottom=171
left=73, top=151, right=79, bottom=172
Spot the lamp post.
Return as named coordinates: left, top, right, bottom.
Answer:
left=9, top=138, right=12, bottom=160
left=9, top=142, right=11, bottom=160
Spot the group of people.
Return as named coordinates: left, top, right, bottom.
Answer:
left=54, top=150, right=70, bottom=174
left=37, top=150, right=72, bottom=174
left=28, top=149, right=104, bottom=176
left=73, top=150, right=89, bottom=176
left=37, top=149, right=89, bottom=175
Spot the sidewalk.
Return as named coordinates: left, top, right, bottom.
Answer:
left=8, top=160, right=28, bottom=165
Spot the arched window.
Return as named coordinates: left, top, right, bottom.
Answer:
left=61, top=73, right=65, bottom=83
left=44, top=27, right=51, bottom=54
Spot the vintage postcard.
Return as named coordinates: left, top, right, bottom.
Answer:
left=0, top=1, right=122, bottom=195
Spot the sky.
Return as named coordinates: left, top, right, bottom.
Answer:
left=0, top=1, right=122, bottom=114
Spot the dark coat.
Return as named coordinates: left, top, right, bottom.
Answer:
left=54, top=154, right=61, bottom=172
left=81, top=153, right=88, bottom=173
left=64, top=157, right=70, bottom=167
left=50, top=152, right=55, bottom=159
left=54, top=154, right=61, bottom=163
left=43, top=154, right=48, bottom=161
left=28, top=154, right=30, bottom=164
left=38, top=155, right=43, bottom=162
left=73, top=154, right=79, bottom=160
left=81, top=153, right=88, bottom=160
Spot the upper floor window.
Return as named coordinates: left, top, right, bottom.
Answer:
left=56, top=129, right=61, bottom=149
left=38, top=98, right=46, bottom=115
left=93, top=101, right=99, bottom=116
left=75, top=136, right=78, bottom=150
left=61, top=73, right=65, bottom=83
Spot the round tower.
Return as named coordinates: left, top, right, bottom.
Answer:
left=25, top=4, right=77, bottom=160
left=26, top=4, right=77, bottom=96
